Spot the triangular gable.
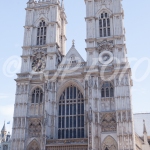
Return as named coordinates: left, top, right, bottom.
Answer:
left=61, top=46, right=85, bottom=65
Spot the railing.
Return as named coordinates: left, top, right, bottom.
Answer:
left=35, top=0, right=59, bottom=3
left=58, top=62, right=86, bottom=69
left=46, top=138, right=88, bottom=145
left=17, top=73, right=29, bottom=79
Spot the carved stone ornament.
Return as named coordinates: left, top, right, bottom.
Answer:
left=28, top=119, right=41, bottom=138
left=27, top=140, right=40, bottom=150
left=32, top=49, right=47, bottom=72
left=97, top=40, right=113, bottom=52
left=101, top=113, right=117, bottom=132
left=99, top=50, right=113, bottom=65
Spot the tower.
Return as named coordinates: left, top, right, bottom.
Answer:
left=11, top=0, right=67, bottom=150
left=11, top=0, right=136, bottom=149
left=85, top=0, right=135, bottom=150
left=1, top=122, right=7, bottom=142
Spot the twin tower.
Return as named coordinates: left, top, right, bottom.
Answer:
left=11, top=0, right=135, bottom=150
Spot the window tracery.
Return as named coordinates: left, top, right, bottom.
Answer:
left=32, top=88, right=43, bottom=103
left=101, top=82, right=114, bottom=98
left=99, top=12, right=111, bottom=37
left=37, top=20, right=47, bottom=45
left=58, top=85, right=84, bottom=139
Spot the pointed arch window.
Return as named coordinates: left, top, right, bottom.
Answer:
left=32, top=88, right=43, bottom=103
left=101, top=82, right=114, bottom=98
left=99, top=12, right=111, bottom=37
left=58, top=85, right=84, bottom=139
left=37, top=20, right=47, bottom=45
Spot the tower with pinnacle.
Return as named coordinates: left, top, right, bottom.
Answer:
left=11, top=0, right=138, bottom=150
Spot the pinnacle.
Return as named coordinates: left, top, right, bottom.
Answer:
left=61, top=0, right=65, bottom=10
left=1, top=121, right=6, bottom=132
left=143, top=120, right=147, bottom=134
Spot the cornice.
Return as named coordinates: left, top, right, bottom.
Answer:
left=22, top=42, right=59, bottom=50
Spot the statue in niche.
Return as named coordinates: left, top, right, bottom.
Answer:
left=111, top=100, right=115, bottom=110
left=118, top=112, right=121, bottom=122
left=125, top=76, right=129, bottom=85
left=18, top=118, right=21, bottom=127
left=44, top=110, right=48, bottom=126
left=94, top=80, right=97, bottom=89
left=95, top=113, right=98, bottom=123
left=105, top=101, right=110, bottom=111
left=122, top=112, right=126, bottom=122
left=102, top=103, right=105, bottom=111
left=89, top=77, right=93, bottom=88
left=51, top=116, right=54, bottom=126
left=85, top=80, right=88, bottom=89
left=88, top=107, right=93, bottom=122
left=116, top=78, right=119, bottom=86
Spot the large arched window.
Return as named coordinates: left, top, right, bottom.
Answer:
left=37, top=20, right=47, bottom=45
left=99, top=12, right=111, bottom=37
left=58, top=85, right=84, bottom=139
left=101, top=82, right=114, bottom=98
left=32, top=88, right=43, bottom=103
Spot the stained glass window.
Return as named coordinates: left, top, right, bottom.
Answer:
left=101, top=82, right=114, bottom=98
left=58, top=85, right=84, bottom=139
left=99, top=12, right=111, bottom=37
left=37, top=20, right=47, bottom=45
left=32, top=88, right=43, bottom=103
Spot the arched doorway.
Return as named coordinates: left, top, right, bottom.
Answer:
left=102, top=136, right=118, bottom=150
left=27, top=140, right=40, bottom=150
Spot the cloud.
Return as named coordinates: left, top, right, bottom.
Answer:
left=0, top=105, right=14, bottom=117
left=0, top=93, right=10, bottom=99
left=132, top=87, right=147, bottom=94
left=14, top=43, right=20, bottom=48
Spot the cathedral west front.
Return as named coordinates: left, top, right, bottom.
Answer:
left=10, top=0, right=142, bottom=150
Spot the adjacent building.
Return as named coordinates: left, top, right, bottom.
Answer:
left=134, top=113, right=150, bottom=150
left=0, top=123, right=11, bottom=150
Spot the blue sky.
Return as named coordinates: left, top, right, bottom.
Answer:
left=0, top=0, right=150, bottom=132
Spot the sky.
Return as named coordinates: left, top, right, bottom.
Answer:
left=0, top=0, right=150, bottom=133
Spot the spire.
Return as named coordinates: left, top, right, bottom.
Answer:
left=28, top=0, right=34, bottom=3
left=143, top=120, right=148, bottom=144
left=143, top=120, right=147, bottom=134
left=61, top=0, right=65, bottom=10
left=1, top=122, right=6, bottom=132
left=72, top=39, right=75, bottom=48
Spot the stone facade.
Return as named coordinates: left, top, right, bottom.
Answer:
left=0, top=123, right=11, bottom=150
left=10, top=0, right=142, bottom=150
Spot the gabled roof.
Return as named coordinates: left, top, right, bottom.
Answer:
left=61, top=43, right=85, bottom=65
